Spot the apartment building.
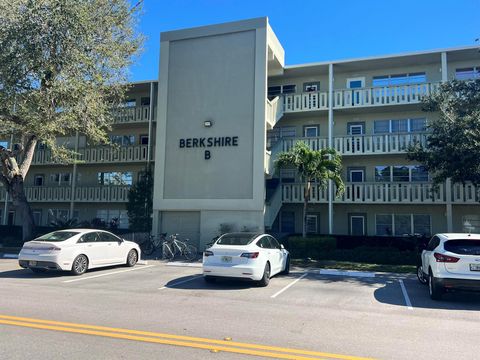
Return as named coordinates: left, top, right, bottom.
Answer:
left=1, top=81, right=157, bottom=230
left=2, top=17, right=479, bottom=248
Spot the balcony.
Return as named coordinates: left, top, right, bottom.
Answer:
left=279, top=132, right=428, bottom=155
left=281, top=182, right=480, bottom=204
left=32, top=145, right=153, bottom=165
left=0, top=186, right=131, bottom=203
left=282, top=82, right=440, bottom=113
left=112, top=105, right=154, bottom=123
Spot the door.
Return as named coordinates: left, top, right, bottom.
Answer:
left=99, top=231, right=125, bottom=264
left=161, top=211, right=200, bottom=249
left=422, top=236, right=440, bottom=272
left=351, top=216, right=365, bottom=236
left=268, top=236, right=284, bottom=275
left=77, top=232, right=107, bottom=267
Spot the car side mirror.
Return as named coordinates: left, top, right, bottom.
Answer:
left=280, top=244, right=285, bottom=250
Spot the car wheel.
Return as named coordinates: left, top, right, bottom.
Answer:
left=204, top=276, right=216, bottom=283
left=71, top=255, right=88, bottom=276
left=281, top=256, right=290, bottom=275
left=257, top=262, right=271, bottom=287
left=126, top=249, right=138, bottom=267
left=416, top=265, right=427, bottom=285
left=30, top=268, right=47, bottom=274
left=429, top=271, right=443, bottom=300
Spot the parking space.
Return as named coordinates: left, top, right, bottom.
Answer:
left=1, top=258, right=479, bottom=314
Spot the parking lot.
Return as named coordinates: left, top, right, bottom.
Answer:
left=1, top=258, right=480, bottom=360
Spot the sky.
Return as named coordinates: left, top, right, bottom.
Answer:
left=129, top=0, right=480, bottom=82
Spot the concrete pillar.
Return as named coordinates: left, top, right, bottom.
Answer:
left=69, top=131, right=79, bottom=218
left=328, top=63, right=334, bottom=234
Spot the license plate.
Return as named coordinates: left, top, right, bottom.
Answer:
left=29, top=260, right=37, bottom=266
left=221, top=256, right=232, bottom=263
left=470, top=264, right=480, bottom=271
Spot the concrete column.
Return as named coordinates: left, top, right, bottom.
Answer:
left=441, top=52, right=453, bottom=231
left=328, top=63, right=334, bottom=234
left=69, top=131, right=79, bottom=218
left=3, top=134, right=14, bottom=225
left=147, top=81, right=154, bottom=165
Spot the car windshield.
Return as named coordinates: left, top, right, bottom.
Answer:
left=444, top=240, right=480, bottom=255
left=216, top=234, right=258, bottom=246
left=35, top=231, right=80, bottom=242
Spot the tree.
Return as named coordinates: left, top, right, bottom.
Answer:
left=407, top=79, right=480, bottom=187
left=126, top=168, right=153, bottom=232
left=0, top=0, right=143, bottom=241
left=275, top=142, right=345, bottom=238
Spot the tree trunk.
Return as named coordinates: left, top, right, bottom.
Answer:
left=302, top=181, right=311, bottom=238
left=9, top=175, right=35, bottom=242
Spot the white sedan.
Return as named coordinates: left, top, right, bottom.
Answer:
left=202, top=233, right=290, bottom=286
left=418, top=233, right=480, bottom=300
left=18, top=229, right=141, bottom=275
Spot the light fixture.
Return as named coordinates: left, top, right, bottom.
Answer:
left=204, top=120, right=213, bottom=128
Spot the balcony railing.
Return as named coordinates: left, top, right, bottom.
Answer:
left=32, top=145, right=153, bottom=165
left=112, top=105, right=154, bottom=123
left=279, top=132, right=428, bottom=155
left=281, top=182, right=480, bottom=204
left=0, top=186, right=131, bottom=203
left=282, top=82, right=440, bottom=113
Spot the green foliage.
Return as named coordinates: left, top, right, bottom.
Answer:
left=285, top=236, right=417, bottom=266
left=275, top=142, right=344, bottom=195
left=0, top=0, right=144, bottom=162
left=127, top=169, right=153, bottom=232
left=407, top=79, right=480, bottom=186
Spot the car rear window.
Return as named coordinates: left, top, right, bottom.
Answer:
left=216, top=234, right=257, bottom=246
left=35, top=231, right=80, bottom=242
left=444, top=240, right=480, bottom=255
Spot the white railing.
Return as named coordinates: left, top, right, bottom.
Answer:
left=452, top=183, right=480, bottom=203
left=283, top=91, right=329, bottom=113
left=279, top=133, right=428, bottom=155
left=333, top=83, right=440, bottom=108
left=281, top=83, right=440, bottom=113
left=282, top=182, right=446, bottom=204
left=20, top=186, right=131, bottom=203
left=112, top=105, right=153, bottom=123
left=264, top=186, right=283, bottom=228
left=32, top=145, right=153, bottom=165
left=266, top=96, right=284, bottom=128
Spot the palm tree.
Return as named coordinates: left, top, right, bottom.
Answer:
left=275, top=141, right=344, bottom=238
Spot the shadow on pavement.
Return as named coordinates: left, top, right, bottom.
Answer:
left=0, top=264, right=131, bottom=279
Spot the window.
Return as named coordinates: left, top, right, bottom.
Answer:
left=32, top=210, right=42, bottom=226
left=110, top=135, right=135, bottom=146
left=376, top=214, right=431, bottom=236
left=426, top=236, right=440, bottom=251
left=140, top=135, right=149, bottom=145
left=256, top=237, right=272, bottom=249
left=374, top=118, right=426, bottom=134
left=0, top=141, right=9, bottom=149
left=375, top=165, right=428, bottom=182
left=122, top=99, right=136, bottom=107
left=99, top=232, right=121, bottom=242
left=347, top=77, right=365, bottom=89
left=306, top=215, right=318, bottom=234
left=349, top=169, right=364, bottom=182
left=463, top=215, right=480, bottom=233
left=140, top=97, right=150, bottom=106
left=269, top=236, right=282, bottom=249
left=267, top=84, right=297, bottom=98
left=304, top=126, right=319, bottom=137
left=348, top=123, right=364, bottom=135
left=50, top=173, right=71, bottom=186
left=34, top=175, right=44, bottom=186
left=303, top=82, right=320, bottom=92
left=80, top=232, right=100, bottom=243
left=373, top=72, right=426, bottom=87
left=97, top=172, right=133, bottom=186
left=280, top=169, right=295, bottom=183
left=96, top=210, right=128, bottom=229
left=455, top=67, right=480, bottom=80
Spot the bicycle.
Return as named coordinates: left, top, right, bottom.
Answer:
left=162, top=234, right=198, bottom=261
left=141, top=233, right=167, bottom=256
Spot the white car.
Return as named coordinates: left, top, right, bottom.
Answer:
left=18, top=229, right=141, bottom=275
left=418, top=233, right=480, bottom=300
left=202, top=233, right=290, bottom=286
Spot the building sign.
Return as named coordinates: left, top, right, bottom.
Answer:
left=179, top=136, right=239, bottom=159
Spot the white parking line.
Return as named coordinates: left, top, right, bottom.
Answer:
left=158, top=274, right=203, bottom=290
left=399, top=279, right=413, bottom=310
left=271, top=273, right=308, bottom=298
left=63, top=265, right=155, bottom=283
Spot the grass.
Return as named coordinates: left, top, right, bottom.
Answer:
left=292, top=259, right=416, bottom=274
